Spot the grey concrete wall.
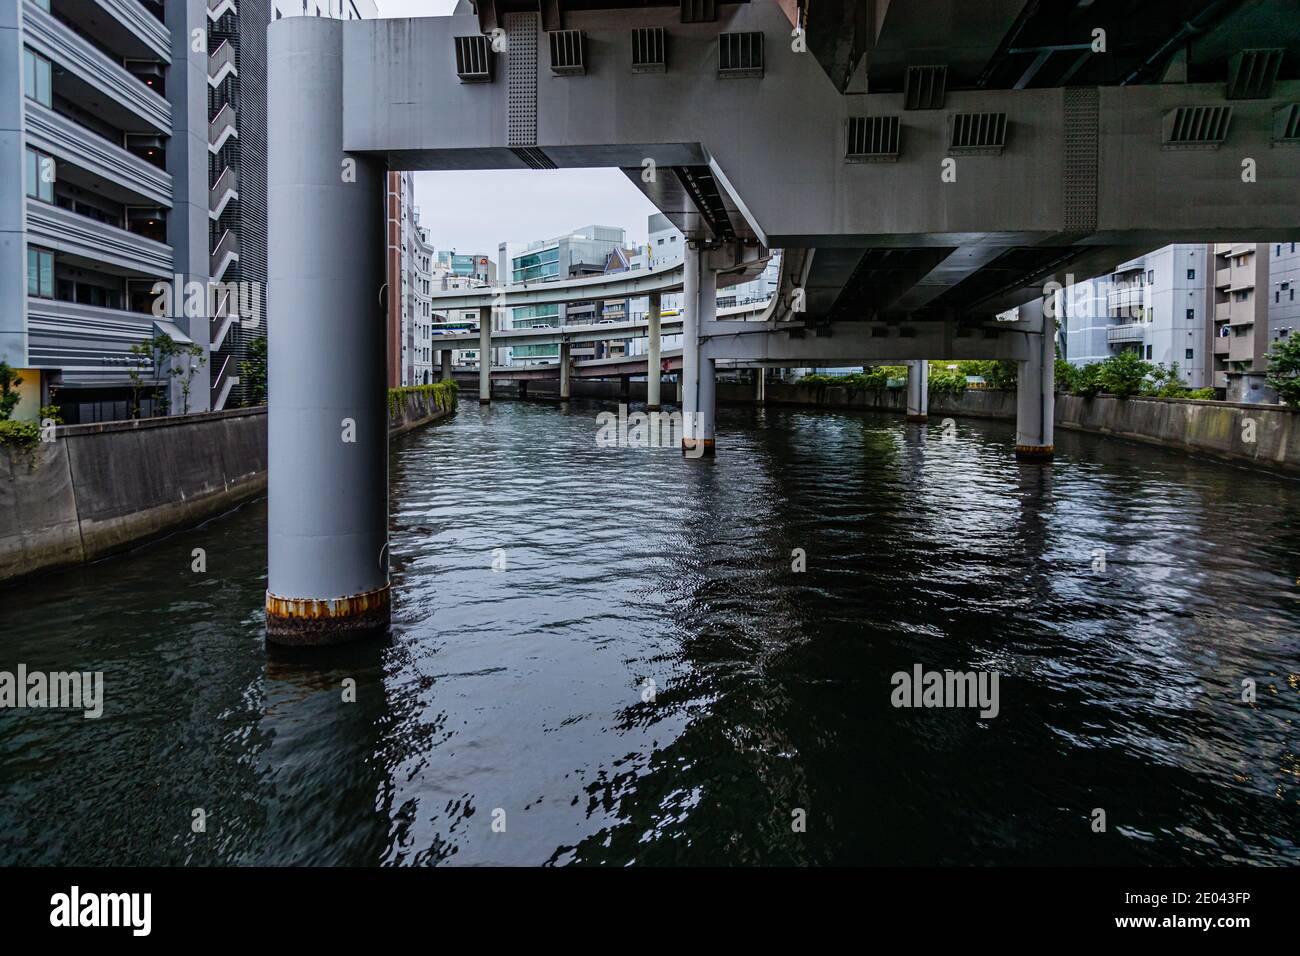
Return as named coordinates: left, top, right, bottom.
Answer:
left=1, top=392, right=459, bottom=583
left=0, top=407, right=267, bottom=583
left=723, top=382, right=1300, bottom=474
left=0, top=0, right=27, bottom=368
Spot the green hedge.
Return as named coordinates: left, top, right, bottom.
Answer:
left=387, top=380, right=459, bottom=419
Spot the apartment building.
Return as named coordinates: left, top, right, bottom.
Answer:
left=1, top=0, right=375, bottom=424
left=1207, top=242, right=1272, bottom=401
left=1269, top=242, right=1300, bottom=350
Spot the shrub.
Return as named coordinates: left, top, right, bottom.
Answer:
left=387, top=380, right=459, bottom=419
left=927, top=370, right=967, bottom=395
left=1266, top=335, right=1300, bottom=408
left=1095, top=350, right=1152, bottom=398
left=1185, top=388, right=1216, bottom=400
left=0, top=361, right=22, bottom=421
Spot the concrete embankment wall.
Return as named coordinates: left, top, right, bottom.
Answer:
left=718, top=383, right=1300, bottom=475
left=1, top=390, right=455, bottom=584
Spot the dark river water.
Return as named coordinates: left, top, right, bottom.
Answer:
left=2, top=397, right=1298, bottom=865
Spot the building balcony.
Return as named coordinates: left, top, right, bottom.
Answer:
left=1215, top=301, right=1232, bottom=322
left=23, top=3, right=170, bottom=135
left=1215, top=267, right=1231, bottom=288
left=1214, top=335, right=1231, bottom=355
left=210, top=229, right=239, bottom=282
left=1106, top=323, right=1146, bottom=344
left=27, top=198, right=172, bottom=279
left=1229, top=336, right=1256, bottom=363
left=68, top=0, right=172, bottom=63
left=24, top=101, right=172, bottom=208
left=208, top=103, right=237, bottom=153
left=25, top=296, right=158, bottom=383
left=209, top=166, right=238, bottom=220
left=208, top=39, right=237, bottom=87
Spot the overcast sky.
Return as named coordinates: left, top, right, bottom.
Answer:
left=372, top=0, right=661, bottom=260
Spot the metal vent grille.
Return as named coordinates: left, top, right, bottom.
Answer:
left=1162, top=106, right=1232, bottom=150
left=1274, top=103, right=1300, bottom=145
left=1226, top=48, right=1284, bottom=100
left=903, top=65, right=946, bottom=110
left=948, top=112, right=1008, bottom=154
left=719, top=32, right=763, bottom=78
left=680, top=0, right=716, bottom=23
left=631, top=27, right=666, bottom=73
left=512, top=146, right=557, bottom=170
left=846, top=116, right=900, bottom=162
left=454, top=36, right=493, bottom=83
left=506, top=13, right=539, bottom=147
left=548, top=30, right=586, bottom=76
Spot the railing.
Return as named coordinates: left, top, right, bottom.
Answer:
left=207, top=0, right=238, bottom=21
left=1106, top=324, right=1146, bottom=344
left=26, top=198, right=172, bottom=278
left=209, top=166, right=238, bottom=219
left=210, top=229, right=239, bottom=282
left=210, top=353, right=239, bottom=412
left=208, top=103, right=238, bottom=153
left=24, top=101, right=172, bottom=208
left=208, top=39, right=237, bottom=87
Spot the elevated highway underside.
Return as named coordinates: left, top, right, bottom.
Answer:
left=263, top=1, right=1300, bottom=643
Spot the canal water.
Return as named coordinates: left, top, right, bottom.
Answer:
left=2, top=398, right=1298, bottom=865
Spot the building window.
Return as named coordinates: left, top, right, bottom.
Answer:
left=1278, top=245, right=1283, bottom=256
left=23, top=49, right=52, bottom=107
left=24, top=147, right=54, bottom=203
left=1145, top=345, right=1152, bottom=359
left=1185, top=308, right=1194, bottom=321
left=1146, top=270, right=1154, bottom=285
left=1187, top=268, right=1195, bottom=281
left=27, top=246, right=54, bottom=298
left=1185, top=348, right=1194, bottom=360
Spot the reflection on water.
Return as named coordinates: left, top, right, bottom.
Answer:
left=2, top=398, right=1298, bottom=865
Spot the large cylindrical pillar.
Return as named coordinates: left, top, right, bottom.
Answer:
left=1016, top=296, right=1055, bottom=460
left=478, top=305, right=491, bottom=404
left=646, top=292, right=662, bottom=410
left=754, top=366, right=765, bottom=403
left=559, top=341, right=571, bottom=401
left=681, top=243, right=715, bottom=457
left=905, top=360, right=929, bottom=423
left=266, top=18, right=388, bottom=645
left=440, top=348, right=452, bottom=382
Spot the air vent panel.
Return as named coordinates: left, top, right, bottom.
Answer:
left=904, top=65, right=946, bottom=110
left=846, top=116, right=900, bottom=162
left=719, top=32, right=764, bottom=79
left=1162, top=105, right=1232, bottom=150
left=948, top=112, right=1008, bottom=154
left=1226, top=48, right=1283, bottom=100
left=631, top=27, right=666, bottom=73
left=454, top=35, right=493, bottom=83
left=680, top=0, right=716, bottom=23
left=548, top=30, right=586, bottom=76
left=1273, top=104, right=1300, bottom=146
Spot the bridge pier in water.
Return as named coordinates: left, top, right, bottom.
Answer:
left=559, top=342, right=571, bottom=402
left=265, top=18, right=390, bottom=644
left=646, top=293, right=662, bottom=411
left=478, top=306, right=491, bottom=404
left=905, top=361, right=928, bottom=423
left=680, top=242, right=717, bottom=458
left=1015, top=296, right=1055, bottom=461
left=440, top=349, right=452, bottom=382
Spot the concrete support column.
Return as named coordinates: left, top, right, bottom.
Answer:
left=1015, top=296, right=1055, bottom=460
left=478, top=305, right=490, bottom=404
left=646, top=292, right=662, bottom=410
left=266, top=18, right=388, bottom=645
left=905, top=360, right=929, bottom=423
left=439, top=349, right=452, bottom=382
left=681, top=244, right=716, bottom=457
left=754, top=367, right=766, bottom=403
left=559, top=341, right=571, bottom=401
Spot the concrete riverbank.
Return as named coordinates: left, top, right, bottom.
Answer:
left=0, top=386, right=456, bottom=584
left=719, top=382, right=1300, bottom=475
